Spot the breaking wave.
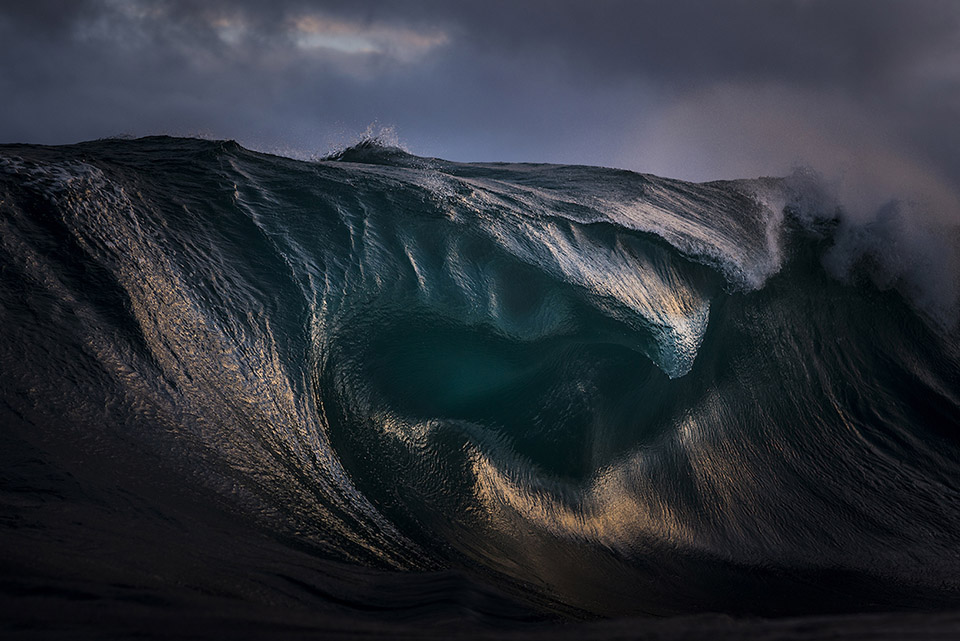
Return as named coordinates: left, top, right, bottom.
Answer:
left=2, top=136, right=959, bottom=633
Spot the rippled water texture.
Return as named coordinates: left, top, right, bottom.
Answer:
left=1, top=137, right=959, bottom=638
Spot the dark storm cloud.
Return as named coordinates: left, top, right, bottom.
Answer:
left=81, top=0, right=954, bottom=89
left=1, top=0, right=959, bottom=213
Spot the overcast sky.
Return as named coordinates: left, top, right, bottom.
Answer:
left=1, top=0, right=959, bottom=207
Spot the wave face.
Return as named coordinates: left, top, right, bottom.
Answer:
left=2, top=137, right=960, bottom=630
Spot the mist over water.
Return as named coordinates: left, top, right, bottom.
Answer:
left=1, top=136, right=959, bottom=638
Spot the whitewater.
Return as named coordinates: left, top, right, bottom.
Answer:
left=1, top=136, right=959, bottom=639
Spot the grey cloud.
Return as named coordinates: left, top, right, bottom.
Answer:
left=7, top=1, right=957, bottom=87
left=0, top=0, right=958, bottom=219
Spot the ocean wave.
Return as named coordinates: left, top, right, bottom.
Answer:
left=1, top=136, right=959, bottom=627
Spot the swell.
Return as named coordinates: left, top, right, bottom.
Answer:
left=1, top=137, right=959, bottom=623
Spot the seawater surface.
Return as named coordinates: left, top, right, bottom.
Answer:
left=1, top=137, right=959, bottom=639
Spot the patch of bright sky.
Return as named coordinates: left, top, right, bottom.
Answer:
left=290, top=14, right=448, bottom=61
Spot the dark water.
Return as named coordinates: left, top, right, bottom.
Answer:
left=1, top=136, right=959, bottom=638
